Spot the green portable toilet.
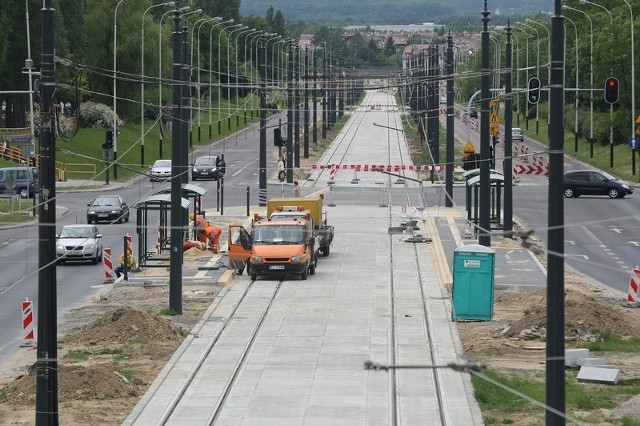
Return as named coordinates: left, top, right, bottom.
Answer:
left=451, top=244, right=495, bottom=321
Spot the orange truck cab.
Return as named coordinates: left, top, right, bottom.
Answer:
left=228, top=215, right=318, bottom=281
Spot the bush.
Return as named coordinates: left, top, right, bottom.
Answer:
left=78, top=101, right=119, bottom=128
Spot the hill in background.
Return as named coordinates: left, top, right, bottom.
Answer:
left=240, top=0, right=550, bottom=24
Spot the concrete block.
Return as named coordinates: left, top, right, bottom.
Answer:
left=565, top=348, right=589, bottom=367
left=579, top=358, right=607, bottom=367
left=577, top=366, right=620, bottom=385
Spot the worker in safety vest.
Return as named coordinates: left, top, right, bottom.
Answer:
left=198, top=225, right=222, bottom=253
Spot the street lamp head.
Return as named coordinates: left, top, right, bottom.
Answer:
left=178, top=6, right=190, bottom=12
left=163, top=1, right=176, bottom=6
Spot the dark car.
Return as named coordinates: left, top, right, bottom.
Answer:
left=191, top=155, right=219, bottom=181
left=468, top=106, right=478, bottom=118
left=563, top=170, right=633, bottom=199
left=87, top=194, right=130, bottom=223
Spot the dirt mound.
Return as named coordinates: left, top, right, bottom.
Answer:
left=3, top=363, right=143, bottom=405
left=502, top=289, right=640, bottom=341
left=62, top=306, right=184, bottom=345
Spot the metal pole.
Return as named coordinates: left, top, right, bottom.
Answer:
left=169, top=5, right=183, bottom=315
left=287, top=40, right=294, bottom=183
left=36, top=1, right=58, bottom=423
left=478, top=1, right=491, bottom=247
left=113, top=0, right=127, bottom=180
left=445, top=33, right=454, bottom=208
left=504, top=24, right=513, bottom=233
left=259, top=36, right=268, bottom=206
left=546, top=2, right=566, bottom=423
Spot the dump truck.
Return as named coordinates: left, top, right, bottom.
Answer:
left=266, top=197, right=334, bottom=256
left=228, top=213, right=318, bottom=281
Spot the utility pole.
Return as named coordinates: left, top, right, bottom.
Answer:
left=286, top=40, right=294, bottom=183
left=36, top=1, right=59, bottom=424
left=169, top=4, right=184, bottom=314
left=303, top=46, right=310, bottom=158
left=478, top=1, right=491, bottom=247
left=504, top=24, right=513, bottom=233
left=546, top=1, right=566, bottom=423
left=312, top=49, right=318, bottom=146
left=445, top=33, right=454, bottom=208
left=259, top=35, right=267, bottom=206
left=294, top=45, right=301, bottom=168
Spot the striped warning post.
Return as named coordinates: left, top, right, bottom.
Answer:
left=21, top=298, right=34, bottom=347
left=156, top=219, right=162, bottom=254
left=329, top=164, right=338, bottom=183
left=103, top=247, right=114, bottom=283
left=627, top=268, right=640, bottom=304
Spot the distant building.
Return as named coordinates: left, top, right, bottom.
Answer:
left=346, top=23, right=444, bottom=33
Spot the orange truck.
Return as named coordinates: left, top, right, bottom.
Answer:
left=266, top=197, right=334, bottom=256
left=228, top=211, right=318, bottom=280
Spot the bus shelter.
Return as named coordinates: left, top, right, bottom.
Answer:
left=154, top=183, right=208, bottom=241
left=132, top=194, right=190, bottom=268
left=464, top=169, right=504, bottom=234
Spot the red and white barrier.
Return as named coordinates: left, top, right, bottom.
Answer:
left=156, top=219, right=162, bottom=254
left=21, top=298, right=34, bottom=346
left=628, top=268, right=640, bottom=304
left=103, top=247, right=114, bottom=282
left=513, top=164, right=550, bottom=176
left=312, top=164, right=445, bottom=172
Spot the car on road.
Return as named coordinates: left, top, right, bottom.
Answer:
left=86, top=194, right=129, bottom=224
left=0, top=166, right=38, bottom=198
left=191, top=155, right=220, bottom=181
left=511, top=127, right=524, bottom=142
left=468, top=106, right=478, bottom=118
left=150, top=159, right=172, bottom=182
left=563, top=170, right=633, bottom=199
left=56, top=224, right=104, bottom=264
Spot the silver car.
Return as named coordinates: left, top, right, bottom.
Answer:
left=56, top=224, right=104, bottom=264
left=150, top=159, right=172, bottom=182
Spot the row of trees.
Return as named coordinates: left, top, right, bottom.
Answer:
left=0, top=0, right=409, bottom=129
left=455, top=3, right=638, bottom=145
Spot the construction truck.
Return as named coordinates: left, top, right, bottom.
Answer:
left=228, top=212, right=318, bottom=281
left=266, top=197, right=334, bottom=257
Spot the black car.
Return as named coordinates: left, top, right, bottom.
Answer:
left=468, top=106, right=478, bottom=118
left=87, top=194, right=130, bottom=223
left=563, top=170, right=633, bottom=199
left=191, top=155, right=220, bottom=181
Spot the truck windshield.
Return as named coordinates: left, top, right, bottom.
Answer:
left=254, top=225, right=306, bottom=244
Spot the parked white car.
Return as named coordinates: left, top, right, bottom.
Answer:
left=56, top=224, right=103, bottom=264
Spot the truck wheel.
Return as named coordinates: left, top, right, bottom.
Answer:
left=322, top=245, right=330, bottom=257
left=301, top=270, right=307, bottom=280
left=251, top=272, right=257, bottom=280
left=309, top=263, right=315, bottom=275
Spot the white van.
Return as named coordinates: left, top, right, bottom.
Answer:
left=0, top=166, right=38, bottom=198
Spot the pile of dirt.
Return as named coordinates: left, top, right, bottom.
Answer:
left=500, top=288, right=640, bottom=341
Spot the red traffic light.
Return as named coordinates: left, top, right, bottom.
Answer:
left=605, top=77, right=619, bottom=104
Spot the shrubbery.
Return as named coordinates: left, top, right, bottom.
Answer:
left=78, top=101, right=119, bottom=128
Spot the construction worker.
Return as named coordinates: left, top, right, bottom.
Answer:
left=198, top=225, right=222, bottom=253
left=115, top=248, right=137, bottom=278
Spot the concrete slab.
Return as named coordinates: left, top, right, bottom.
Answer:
left=577, top=366, right=620, bottom=384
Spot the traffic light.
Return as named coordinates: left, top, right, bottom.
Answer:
left=527, top=77, right=541, bottom=104
left=604, top=77, right=619, bottom=104
left=273, top=128, right=286, bottom=147
left=102, top=129, right=113, bottom=150
left=216, top=155, right=226, bottom=176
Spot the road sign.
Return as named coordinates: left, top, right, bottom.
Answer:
left=490, top=113, right=500, bottom=136
left=630, top=137, right=639, bottom=150
left=462, top=142, right=476, bottom=154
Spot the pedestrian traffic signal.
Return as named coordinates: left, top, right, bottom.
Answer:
left=216, top=155, right=226, bottom=176
left=102, top=129, right=113, bottom=150
left=604, top=77, right=619, bottom=104
left=527, top=77, right=541, bottom=104
left=273, top=128, right=286, bottom=147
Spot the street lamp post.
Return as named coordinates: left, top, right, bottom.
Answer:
left=563, top=5, right=594, bottom=157
left=517, top=21, right=541, bottom=133
left=113, top=0, right=129, bottom=180
left=141, top=1, right=175, bottom=166
left=191, top=17, right=222, bottom=144
left=579, top=0, right=615, bottom=167
left=619, top=0, right=635, bottom=149
left=218, top=24, right=243, bottom=134
left=512, top=26, right=532, bottom=130
left=208, top=19, right=233, bottom=138
left=233, top=28, right=254, bottom=129
left=226, top=26, right=248, bottom=131
left=526, top=18, right=551, bottom=127
left=245, top=31, right=264, bottom=123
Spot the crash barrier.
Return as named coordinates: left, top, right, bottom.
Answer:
left=628, top=268, right=640, bottom=304
left=21, top=298, right=34, bottom=347
left=103, top=247, right=114, bottom=283
left=312, top=164, right=445, bottom=173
